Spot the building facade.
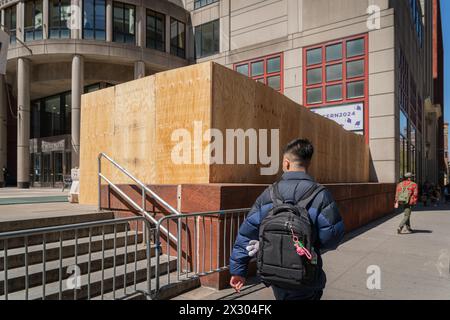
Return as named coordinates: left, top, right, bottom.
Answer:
left=0, top=0, right=194, bottom=188
left=0, top=0, right=445, bottom=188
left=185, top=0, right=445, bottom=185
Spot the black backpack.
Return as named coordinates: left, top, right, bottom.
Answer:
left=257, top=181, right=325, bottom=290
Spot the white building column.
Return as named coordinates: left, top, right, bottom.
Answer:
left=106, top=0, right=112, bottom=42
left=16, top=0, right=24, bottom=42
left=71, top=0, right=82, bottom=39
left=136, top=5, right=145, bottom=47
left=71, top=54, right=84, bottom=168
left=17, top=58, right=30, bottom=189
left=43, top=0, right=49, bottom=39
left=0, top=75, right=7, bottom=188
left=134, top=61, right=145, bottom=79
left=165, top=14, right=171, bottom=54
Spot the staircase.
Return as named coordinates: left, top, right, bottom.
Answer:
left=0, top=211, right=199, bottom=300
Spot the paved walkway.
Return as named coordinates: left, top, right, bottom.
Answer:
left=175, top=203, right=450, bottom=300
left=0, top=188, right=97, bottom=222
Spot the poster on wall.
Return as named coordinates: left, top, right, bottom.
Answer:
left=310, top=103, right=364, bottom=132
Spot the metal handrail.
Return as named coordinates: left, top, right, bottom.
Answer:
left=98, top=153, right=179, bottom=243
left=0, top=216, right=153, bottom=300
left=153, top=208, right=251, bottom=298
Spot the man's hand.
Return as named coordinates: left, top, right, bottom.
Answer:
left=394, top=202, right=399, bottom=209
left=230, top=276, right=246, bottom=293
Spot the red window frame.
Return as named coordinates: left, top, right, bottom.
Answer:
left=303, top=34, right=369, bottom=144
left=233, top=53, right=284, bottom=93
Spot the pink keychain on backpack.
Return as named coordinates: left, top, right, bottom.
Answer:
left=290, top=227, right=312, bottom=260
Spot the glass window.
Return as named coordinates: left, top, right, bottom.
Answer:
left=251, top=61, right=264, bottom=77
left=170, top=18, right=185, bottom=58
left=236, top=64, right=249, bottom=76
left=307, top=87, right=322, bottom=104
left=267, top=75, right=281, bottom=91
left=83, top=0, right=106, bottom=40
left=326, top=64, right=342, bottom=82
left=347, top=60, right=364, bottom=78
left=306, top=48, right=322, bottom=66
left=267, top=57, right=281, bottom=74
left=400, top=110, right=408, bottom=137
left=194, top=19, right=219, bottom=58
left=146, top=9, right=165, bottom=51
left=347, top=81, right=365, bottom=99
left=326, top=84, right=342, bottom=102
left=307, top=68, right=322, bottom=85
left=5, top=5, right=17, bottom=44
left=234, top=54, right=283, bottom=93
left=346, top=38, right=365, bottom=57
left=326, top=43, right=342, bottom=62
left=49, top=0, right=70, bottom=39
left=113, top=2, right=135, bottom=44
left=194, top=0, right=219, bottom=10
left=25, top=0, right=43, bottom=41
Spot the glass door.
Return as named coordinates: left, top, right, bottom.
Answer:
left=54, top=151, right=64, bottom=186
left=42, top=153, right=52, bottom=187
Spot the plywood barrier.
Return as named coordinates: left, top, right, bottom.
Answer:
left=80, top=62, right=369, bottom=205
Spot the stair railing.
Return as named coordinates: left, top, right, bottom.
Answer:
left=98, top=153, right=179, bottom=243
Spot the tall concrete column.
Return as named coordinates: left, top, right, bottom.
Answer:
left=0, top=76, right=7, bottom=188
left=71, top=55, right=84, bottom=168
left=17, top=58, right=30, bottom=189
left=1, top=9, right=5, bottom=31
left=134, top=61, right=145, bottom=79
left=71, top=0, right=82, bottom=39
left=165, top=14, right=171, bottom=54
left=106, top=0, right=113, bottom=42
left=16, top=1, right=24, bottom=42
left=43, top=0, right=49, bottom=39
left=136, top=5, right=144, bottom=47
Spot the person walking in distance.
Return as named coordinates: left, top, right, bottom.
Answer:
left=228, top=139, right=345, bottom=300
left=395, top=172, right=419, bottom=234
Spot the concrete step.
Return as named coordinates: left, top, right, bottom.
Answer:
left=0, top=242, right=156, bottom=295
left=0, top=230, right=144, bottom=270
left=1, top=255, right=177, bottom=300
left=0, top=223, right=131, bottom=250
left=93, top=270, right=201, bottom=300
left=0, top=211, right=116, bottom=233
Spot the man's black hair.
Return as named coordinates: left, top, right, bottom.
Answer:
left=283, top=139, right=314, bottom=167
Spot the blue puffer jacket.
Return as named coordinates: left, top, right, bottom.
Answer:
left=229, top=171, right=345, bottom=289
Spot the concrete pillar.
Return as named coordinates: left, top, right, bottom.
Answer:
left=136, top=5, right=145, bottom=47
left=134, top=61, right=145, bottom=79
left=0, top=75, right=7, bottom=188
left=71, top=0, right=82, bottom=39
left=17, top=58, right=30, bottom=189
left=165, top=14, right=171, bottom=54
left=16, top=1, right=24, bottom=42
left=1, top=9, right=5, bottom=32
left=106, top=0, right=112, bottom=42
left=71, top=54, right=84, bottom=168
left=43, top=0, right=49, bottom=39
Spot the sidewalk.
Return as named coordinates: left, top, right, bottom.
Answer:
left=0, top=188, right=97, bottom=222
left=175, top=203, right=450, bottom=300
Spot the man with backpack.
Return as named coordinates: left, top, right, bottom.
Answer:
left=395, top=172, right=419, bottom=234
left=229, top=139, right=345, bottom=300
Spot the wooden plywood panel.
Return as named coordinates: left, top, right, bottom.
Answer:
left=79, top=87, right=116, bottom=204
left=154, top=62, right=213, bottom=184
left=210, top=63, right=368, bottom=184
left=112, top=76, right=156, bottom=184
left=79, top=61, right=369, bottom=205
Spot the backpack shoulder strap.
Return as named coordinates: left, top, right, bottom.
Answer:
left=269, top=182, right=284, bottom=206
left=297, top=184, right=326, bottom=209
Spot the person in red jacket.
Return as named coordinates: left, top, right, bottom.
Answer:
left=395, top=172, right=418, bottom=234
